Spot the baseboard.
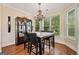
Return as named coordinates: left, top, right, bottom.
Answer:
left=65, top=43, right=77, bottom=52
left=2, top=41, right=15, bottom=47
left=56, top=41, right=77, bottom=54
left=0, top=50, right=1, bottom=52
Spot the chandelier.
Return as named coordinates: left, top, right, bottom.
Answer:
left=34, top=3, right=46, bottom=21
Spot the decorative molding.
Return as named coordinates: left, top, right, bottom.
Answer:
left=2, top=4, right=33, bottom=19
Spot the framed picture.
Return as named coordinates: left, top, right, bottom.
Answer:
left=8, top=16, right=11, bottom=33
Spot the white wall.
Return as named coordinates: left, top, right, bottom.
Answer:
left=49, top=4, right=78, bottom=52
left=0, top=3, right=78, bottom=54
left=0, top=4, right=2, bottom=52
left=78, top=4, right=79, bottom=54
left=1, top=4, right=32, bottom=47
left=49, top=8, right=66, bottom=44
left=64, top=4, right=78, bottom=52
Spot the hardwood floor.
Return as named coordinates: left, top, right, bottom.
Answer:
left=2, top=43, right=77, bottom=55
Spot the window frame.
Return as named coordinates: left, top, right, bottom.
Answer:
left=44, top=17, right=50, bottom=32
left=35, top=19, right=40, bottom=31
left=51, top=15, right=60, bottom=35
left=66, top=8, right=76, bottom=40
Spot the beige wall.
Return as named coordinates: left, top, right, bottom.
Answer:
left=1, top=4, right=32, bottom=47
left=0, top=4, right=2, bottom=52
left=78, top=4, right=79, bottom=54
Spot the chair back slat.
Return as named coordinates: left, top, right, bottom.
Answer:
left=28, top=33, right=38, bottom=46
left=24, top=32, right=30, bottom=42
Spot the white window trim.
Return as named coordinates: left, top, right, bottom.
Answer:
left=50, top=15, right=60, bottom=35
left=66, top=7, right=77, bottom=40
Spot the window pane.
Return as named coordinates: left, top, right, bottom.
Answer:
left=51, top=15, right=60, bottom=35
left=44, top=17, right=50, bottom=31
left=35, top=19, right=40, bottom=31
left=68, top=9, right=75, bottom=36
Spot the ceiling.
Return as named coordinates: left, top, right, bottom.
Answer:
left=4, top=3, right=72, bottom=16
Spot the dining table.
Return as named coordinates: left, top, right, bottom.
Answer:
left=31, top=32, right=55, bottom=55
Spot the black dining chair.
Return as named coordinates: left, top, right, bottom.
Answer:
left=28, top=33, right=44, bottom=55
left=24, top=32, right=30, bottom=53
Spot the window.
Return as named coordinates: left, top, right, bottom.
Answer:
left=35, top=19, right=40, bottom=31
left=51, top=15, right=60, bottom=35
left=67, top=9, right=75, bottom=37
left=44, top=17, right=50, bottom=31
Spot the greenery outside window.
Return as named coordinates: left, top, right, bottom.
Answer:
left=44, top=17, right=50, bottom=32
left=68, top=9, right=75, bottom=37
left=51, top=15, right=60, bottom=35
left=35, top=19, right=40, bottom=31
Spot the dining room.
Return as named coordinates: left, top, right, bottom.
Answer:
left=0, top=3, right=79, bottom=55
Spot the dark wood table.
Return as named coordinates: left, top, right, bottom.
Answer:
left=32, top=32, right=55, bottom=55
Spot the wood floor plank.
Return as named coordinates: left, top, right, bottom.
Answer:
left=2, top=43, right=77, bottom=55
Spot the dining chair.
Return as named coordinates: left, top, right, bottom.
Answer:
left=24, top=32, right=30, bottom=53
left=28, top=33, right=44, bottom=55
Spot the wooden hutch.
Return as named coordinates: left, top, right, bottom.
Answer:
left=15, top=16, right=32, bottom=45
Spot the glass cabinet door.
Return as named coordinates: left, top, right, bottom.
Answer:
left=26, top=20, right=32, bottom=32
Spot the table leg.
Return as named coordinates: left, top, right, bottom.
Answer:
left=39, top=43, right=42, bottom=55
left=52, top=35, right=55, bottom=48
left=42, top=40, right=45, bottom=54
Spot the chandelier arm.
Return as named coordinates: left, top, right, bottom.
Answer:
left=35, top=3, right=48, bottom=21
